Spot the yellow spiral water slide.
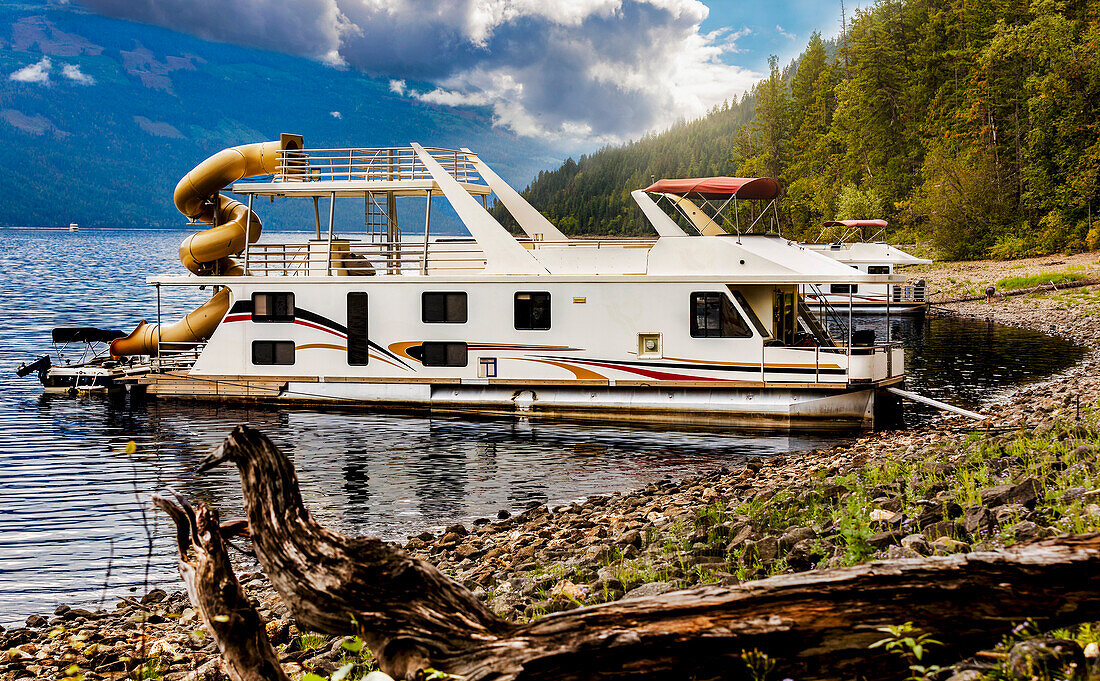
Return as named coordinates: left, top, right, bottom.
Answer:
left=111, top=134, right=303, bottom=357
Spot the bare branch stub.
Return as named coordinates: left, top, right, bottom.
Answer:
left=153, top=490, right=289, bottom=681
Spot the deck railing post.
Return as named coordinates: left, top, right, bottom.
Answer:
left=155, top=282, right=162, bottom=370
left=243, top=194, right=254, bottom=272
left=422, top=189, right=432, bottom=275
left=847, top=289, right=853, bottom=382
left=326, top=191, right=336, bottom=276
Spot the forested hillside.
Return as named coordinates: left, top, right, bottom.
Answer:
left=502, top=0, right=1100, bottom=259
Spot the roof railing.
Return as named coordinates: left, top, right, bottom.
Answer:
left=275, top=146, right=482, bottom=185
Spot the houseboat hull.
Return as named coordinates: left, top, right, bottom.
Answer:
left=139, top=372, right=903, bottom=432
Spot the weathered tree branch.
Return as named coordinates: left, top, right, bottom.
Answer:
left=153, top=490, right=289, bottom=681
left=198, top=425, right=1100, bottom=681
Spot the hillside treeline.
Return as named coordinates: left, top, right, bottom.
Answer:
left=500, top=0, right=1100, bottom=259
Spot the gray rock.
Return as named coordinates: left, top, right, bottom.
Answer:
left=944, top=671, right=984, bottom=681
left=24, top=614, right=47, bottom=628
left=743, top=536, right=780, bottom=564
left=994, top=503, right=1032, bottom=525
left=617, top=529, right=642, bottom=547
left=900, top=534, right=933, bottom=556
left=866, top=530, right=904, bottom=549
left=488, top=588, right=524, bottom=617
left=881, top=545, right=923, bottom=559
left=923, top=520, right=966, bottom=541
left=981, top=477, right=1041, bottom=509
left=787, top=539, right=826, bottom=569
left=622, top=581, right=676, bottom=600
left=725, top=525, right=755, bottom=551
left=590, top=577, right=624, bottom=594
left=962, top=506, right=995, bottom=535
left=930, top=536, right=971, bottom=554
left=1009, top=521, right=1054, bottom=542
left=779, top=526, right=816, bottom=552
left=1006, top=638, right=1085, bottom=680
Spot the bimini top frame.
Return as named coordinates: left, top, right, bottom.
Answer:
left=642, top=177, right=784, bottom=238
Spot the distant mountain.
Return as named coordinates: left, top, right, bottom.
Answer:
left=0, top=3, right=562, bottom=231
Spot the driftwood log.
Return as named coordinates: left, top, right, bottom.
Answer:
left=188, top=425, right=1100, bottom=681
left=152, top=490, right=290, bottom=681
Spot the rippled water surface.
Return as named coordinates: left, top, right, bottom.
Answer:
left=0, top=228, right=1085, bottom=625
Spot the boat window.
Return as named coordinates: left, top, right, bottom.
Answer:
left=252, top=340, right=294, bottom=366
left=253, top=293, right=294, bottom=322
left=347, top=292, right=368, bottom=366
left=514, top=292, right=551, bottom=330
left=690, top=293, right=751, bottom=338
left=830, top=284, right=858, bottom=294
left=727, top=289, right=769, bottom=339
left=867, top=265, right=890, bottom=275
left=422, top=292, right=468, bottom=323
left=421, top=342, right=468, bottom=367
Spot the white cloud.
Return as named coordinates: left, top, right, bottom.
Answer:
left=411, top=87, right=491, bottom=108
left=330, top=110, right=342, bottom=119
left=61, top=63, right=95, bottom=84
left=776, top=24, right=796, bottom=40
left=81, top=0, right=762, bottom=144
left=10, top=57, right=52, bottom=84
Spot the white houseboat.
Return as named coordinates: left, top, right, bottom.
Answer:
left=802, top=220, right=932, bottom=314
left=29, top=136, right=910, bottom=431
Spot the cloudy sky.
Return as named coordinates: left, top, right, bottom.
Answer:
left=77, top=0, right=859, bottom=146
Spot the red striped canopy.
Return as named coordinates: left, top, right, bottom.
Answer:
left=643, top=176, right=782, bottom=200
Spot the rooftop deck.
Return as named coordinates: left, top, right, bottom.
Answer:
left=231, top=145, right=491, bottom=197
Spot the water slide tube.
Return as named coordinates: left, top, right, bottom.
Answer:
left=111, top=134, right=303, bottom=357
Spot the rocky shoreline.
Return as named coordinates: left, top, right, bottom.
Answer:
left=3, top=268, right=1100, bottom=681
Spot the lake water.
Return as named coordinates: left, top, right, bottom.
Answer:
left=0, top=228, right=1085, bottom=626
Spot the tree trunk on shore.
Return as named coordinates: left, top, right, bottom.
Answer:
left=182, top=425, right=1100, bottom=681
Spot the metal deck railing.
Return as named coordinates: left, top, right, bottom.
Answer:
left=275, top=146, right=481, bottom=184
left=156, top=341, right=207, bottom=371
